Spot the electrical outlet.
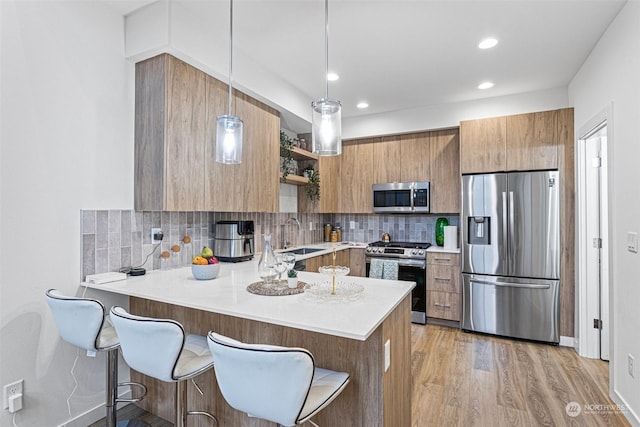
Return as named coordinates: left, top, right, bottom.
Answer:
left=309, top=222, right=314, bottom=231
left=629, top=354, right=635, bottom=378
left=3, top=379, right=23, bottom=410
left=350, top=221, right=356, bottom=230
left=151, top=228, right=163, bottom=243
left=628, top=232, right=638, bottom=253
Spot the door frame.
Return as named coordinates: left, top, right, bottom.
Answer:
left=575, top=103, right=613, bottom=360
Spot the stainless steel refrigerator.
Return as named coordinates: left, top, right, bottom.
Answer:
left=461, top=171, right=560, bottom=343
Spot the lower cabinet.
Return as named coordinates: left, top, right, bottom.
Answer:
left=305, top=250, right=350, bottom=274
left=349, top=248, right=366, bottom=277
left=426, top=252, right=461, bottom=321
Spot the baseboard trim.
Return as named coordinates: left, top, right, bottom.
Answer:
left=559, top=335, right=575, bottom=347
left=611, top=389, right=640, bottom=427
left=55, top=390, right=132, bottom=427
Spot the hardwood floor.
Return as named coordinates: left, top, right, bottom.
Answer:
left=93, top=324, right=630, bottom=427
left=412, top=324, right=630, bottom=427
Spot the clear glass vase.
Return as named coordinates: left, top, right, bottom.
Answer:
left=257, top=234, right=277, bottom=285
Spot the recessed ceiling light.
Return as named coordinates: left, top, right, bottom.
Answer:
left=357, top=102, right=369, bottom=109
left=478, top=38, right=498, bottom=49
left=327, top=72, right=339, bottom=81
left=478, top=82, right=494, bottom=90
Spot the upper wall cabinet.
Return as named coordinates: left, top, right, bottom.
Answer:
left=506, top=110, right=558, bottom=171
left=460, top=109, right=562, bottom=174
left=135, top=54, right=280, bottom=212
left=430, top=129, right=460, bottom=213
left=459, top=116, right=507, bottom=174
left=400, top=132, right=430, bottom=183
left=135, top=54, right=206, bottom=211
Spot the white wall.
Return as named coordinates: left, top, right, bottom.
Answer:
left=569, top=1, right=640, bottom=423
left=1, top=2, right=133, bottom=425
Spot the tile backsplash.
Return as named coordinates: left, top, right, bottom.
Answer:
left=80, top=209, right=458, bottom=280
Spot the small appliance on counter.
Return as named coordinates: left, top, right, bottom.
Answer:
left=214, top=220, right=254, bottom=262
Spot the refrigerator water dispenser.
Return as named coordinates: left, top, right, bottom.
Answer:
left=468, top=216, right=490, bottom=245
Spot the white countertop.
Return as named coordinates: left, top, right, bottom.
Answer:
left=83, top=254, right=414, bottom=341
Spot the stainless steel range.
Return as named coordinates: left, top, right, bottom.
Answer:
left=365, top=241, right=430, bottom=324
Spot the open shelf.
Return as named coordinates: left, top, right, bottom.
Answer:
left=291, top=147, right=319, bottom=162
left=280, top=172, right=309, bottom=186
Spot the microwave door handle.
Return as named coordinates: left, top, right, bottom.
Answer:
left=410, top=183, right=415, bottom=211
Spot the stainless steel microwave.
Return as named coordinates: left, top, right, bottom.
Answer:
left=372, top=182, right=430, bottom=213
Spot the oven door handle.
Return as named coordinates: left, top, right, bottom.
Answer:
left=366, top=258, right=426, bottom=268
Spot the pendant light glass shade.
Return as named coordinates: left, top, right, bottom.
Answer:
left=312, top=0, right=342, bottom=156
left=215, top=115, right=243, bottom=164
left=311, top=98, right=342, bottom=156
left=216, top=0, right=243, bottom=164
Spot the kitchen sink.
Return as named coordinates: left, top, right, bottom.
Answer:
left=281, top=247, right=325, bottom=255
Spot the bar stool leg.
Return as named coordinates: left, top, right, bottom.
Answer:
left=175, top=380, right=187, bottom=427
left=106, top=348, right=118, bottom=427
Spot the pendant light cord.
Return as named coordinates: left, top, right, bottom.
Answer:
left=324, top=0, right=329, bottom=99
left=228, top=0, right=234, bottom=116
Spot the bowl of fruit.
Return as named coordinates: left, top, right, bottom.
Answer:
left=191, top=246, right=220, bottom=280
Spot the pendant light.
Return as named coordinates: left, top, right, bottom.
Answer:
left=311, top=0, right=342, bottom=156
left=216, top=0, right=243, bottom=164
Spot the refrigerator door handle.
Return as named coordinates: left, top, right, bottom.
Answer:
left=502, top=191, right=508, bottom=264
left=509, top=191, right=515, bottom=268
left=469, top=278, right=551, bottom=289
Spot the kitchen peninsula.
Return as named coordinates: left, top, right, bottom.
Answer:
left=83, top=258, right=414, bottom=426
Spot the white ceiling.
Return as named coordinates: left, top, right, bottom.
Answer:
left=107, top=0, right=626, bottom=131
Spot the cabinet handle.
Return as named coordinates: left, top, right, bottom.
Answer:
left=434, top=257, right=451, bottom=262
left=434, top=277, right=451, bottom=282
left=434, top=303, right=451, bottom=308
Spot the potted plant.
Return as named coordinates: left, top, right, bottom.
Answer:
left=287, top=269, right=298, bottom=288
left=305, top=167, right=320, bottom=202
left=280, top=131, right=295, bottom=179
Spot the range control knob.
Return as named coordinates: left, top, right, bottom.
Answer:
left=366, top=247, right=372, bottom=253
left=418, top=250, right=425, bottom=256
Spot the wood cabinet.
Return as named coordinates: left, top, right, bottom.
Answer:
left=349, top=248, right=366, bottom=277
left=135, top=54, right=280, bottom=212
left=426, top=252, right=461, bottom=321
left=459, top=116, right=507, bottom=174
left=298, top=151, right=339, bottom=214
left=400, top=132, right=430, bottom=182
left=135, top=54, right=206, bottom=211
left=373, top=136, right=402, bottom=184
left=506, top=110, right=558, bottom=170
left=338, top=140, right=374, bottom=213
left=429, top=129, right=460, bottom=213
left=460, top=109, right=561, bottom=174
left=305, top=249, right=350, bottom=273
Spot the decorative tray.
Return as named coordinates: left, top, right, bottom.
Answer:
left=246, top=281, right=307, bottom=296
left=303, top=281, right=364, bottom=303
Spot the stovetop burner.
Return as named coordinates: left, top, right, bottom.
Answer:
left=367, top=241, right=431, bottom=249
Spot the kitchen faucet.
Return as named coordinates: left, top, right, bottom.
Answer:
left=282, top=217, right=301, bottom=249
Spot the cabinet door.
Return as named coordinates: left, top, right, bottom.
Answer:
left=318, top=155, right=340, bottom=213
left=426, top=291, right=460, bottom=321
left=400, top=132, right=430, bottom=182
left=339, top=140, right=373, bottom=213
left=204, top=75, right=233, bottom=210
left=164, top=56, right=206, bottom=211
left=429, top=129, right=460, bottom=213
left=372, top=136, right=401, bottom=184
left=349, top=248, right=366, bottom=277
left=506, top=110, right=558, bottom=170
left=234, top=92, right=280, bottom=212
left=460, top=116, right=506, bottom=174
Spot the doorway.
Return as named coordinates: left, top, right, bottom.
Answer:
left=576, top=106, right=611, bottom=361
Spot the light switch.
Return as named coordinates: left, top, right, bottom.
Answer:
left=628, top=232, right=638, bottom=253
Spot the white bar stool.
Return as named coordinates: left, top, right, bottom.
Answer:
left=207, top=332, right=350, bottom=427
left=45, top=289, right=147, bottom=427
left=109, top=306, right=218, bottom=427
